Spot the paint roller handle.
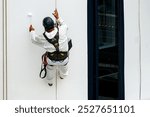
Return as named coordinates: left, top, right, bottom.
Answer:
left=52, top=9, right=59, bottom=20
left=29, top=25, right=35, bottom=32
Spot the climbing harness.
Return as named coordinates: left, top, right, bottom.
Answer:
left=39, top=27, right=72, bottom=78
left=43, top=30, right=69, bottom=61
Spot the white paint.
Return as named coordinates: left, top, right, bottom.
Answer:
left=7, top=0, right=87, bottom=100
left=0, top=0, right=3, bottom=100
left=140, top=0, right=150, bottom=100
left=124, top=0, right=141, bottom=99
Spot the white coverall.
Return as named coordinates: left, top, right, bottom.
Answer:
left=30, top=18, right=69, bottom=83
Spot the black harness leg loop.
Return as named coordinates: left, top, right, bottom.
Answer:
left=39, top=52, right=48, bottom=79
left=39, top=64, right=47, bottom=79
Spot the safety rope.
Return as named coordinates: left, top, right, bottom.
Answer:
left=138, top=0, right=142, bottom=100
left=55, top=0, right=57, bottom=9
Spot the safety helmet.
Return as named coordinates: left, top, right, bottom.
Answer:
left=43, top=17, right=54, bottom=31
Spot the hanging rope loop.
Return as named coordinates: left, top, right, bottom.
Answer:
left=39, top=52, right=48, bottom=79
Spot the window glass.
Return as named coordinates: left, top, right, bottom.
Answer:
left=98, top=0, right=119, bottom=100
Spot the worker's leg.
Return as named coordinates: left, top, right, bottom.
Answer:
left=46, top=65, right=56, bottom=85
left=58, top=64, right=68, bottom=79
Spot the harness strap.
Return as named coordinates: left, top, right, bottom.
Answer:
left=39, top=52, right=48, bottom=79
left=43, top=30, right=59, bottom=52
left=39, top=64, right=47, bottom=79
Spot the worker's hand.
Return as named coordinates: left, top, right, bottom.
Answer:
left=52, top=9, right=59, bottom=19
left=29, top=25, right=35, bottom=32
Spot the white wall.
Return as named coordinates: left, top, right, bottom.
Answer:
left=56, top=0, right=87, bottom=100
left=0, top=0, right=3, bottom=100
left=140, top=0, right=150, bottom=100
left=124, top=0, right=141, bottom=99
left=125, top=0, right=150, bottom=100
left=7, top=0, right=87, bottom=100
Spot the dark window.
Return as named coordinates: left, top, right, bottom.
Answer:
left=88, top=0, right=124, bottom=100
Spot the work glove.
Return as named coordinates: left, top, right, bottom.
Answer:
left=29, top=25, right=35, bottom=32
left=52, top=9, right=59, bottom=20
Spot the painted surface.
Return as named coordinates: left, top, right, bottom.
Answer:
left=140, top=0, right=150, bottom=100
left=6, top=0, right=87, bottom=100
left=0, top=1, right=3, bottom=100
left=124, top=0, right=140, bottom=99
left=56, top=0, right=87, bottom=100
left=5, top=0, right=150, bottom=100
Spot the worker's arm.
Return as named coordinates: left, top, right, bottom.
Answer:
left=29, top=25, right=45, bottom=47
left=53, top=9, right=68, bottom=33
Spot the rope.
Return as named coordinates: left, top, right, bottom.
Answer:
left=138, top=0, right=142, bottom=100
left=55, top=0, right=57, bottom=9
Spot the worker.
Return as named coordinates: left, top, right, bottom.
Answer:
left=29, top=9, right=72, bottom=86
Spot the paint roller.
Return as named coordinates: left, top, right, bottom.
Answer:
left=27, top=0, right=57, bottom=25
left=27, top=12, right=33, bottom=25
